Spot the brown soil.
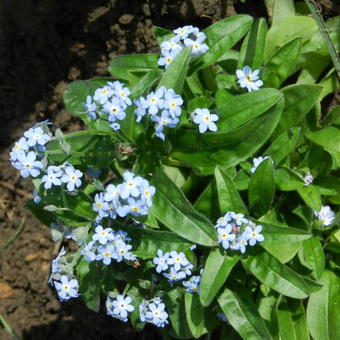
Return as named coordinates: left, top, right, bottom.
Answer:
left=0, top=1, right=338, bottom=339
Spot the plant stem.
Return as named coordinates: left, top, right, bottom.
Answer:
left=304, top=0, right=340, bottom=80
left=0, top=218, right=25, bottom=251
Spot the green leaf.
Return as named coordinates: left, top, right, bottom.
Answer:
left=76, top=259, right=101, bottom=312
left=184, top=293, right=207, bottom=338
left=297, top=185, right=322, bottom=211
left=262, top=242, right=301, bottom=264
left=200, top=248, right=239, bottom=307
left=307, top=270, right=340, bottom=340
left=249, top=158, right=275, bottom=217
left=194, top=181, right=220, bottom=221
left=260, top=222, right=312, bottom=245
left=150, top=167, right=216, bottom=246
left=125, top=226, right=193, bottom=259
left=25, top=200, right=55, bottom=227
left=215, top=167, right=247, bottom=215
left=276, top=297, right=309, bottom=340
left=274, top=167, right=305, bottom=191
left=153, top=26, right=174, bottom=45
left=275, top=84, right=323, bottom=135
left=238, top=18, right=268, bottom=69
left=158, top=47, right=191, bottom=94
left=108, top=54, right=159, bottom=80
left=130, top=68, right=162, bottom=99
left=242, top=249, right=322, bottom=299
left=191, top=15, right=253, bottom=72
left=306, top=126, right=340, bottom=153
left=302, top=237, right=325, bottom=280
left=264, top=127, right=301, bottom=164
left=166, top=288, right=193, bottom=339
left=218, top=286, right=273, bottom=340
left=262, top=38, right=302, bottom=88
left=217, top=88, right=282, bottom=132
left=264, top=16, right=318, bottom=61
left=172, top=98, right=284, bottom=175
left=272, top=0, right=295, bottom=26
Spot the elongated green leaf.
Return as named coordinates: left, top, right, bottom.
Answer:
left=265, top=16, right=318, bottom=60
left=249, top=158, right=275, bottom=217
left=194, top=181, right=220, bottom=221
left=307, top=270, right=340, bottom=340
left=302, top=237, right=325, bottom=280
left=166, top=288, right=193, bottom=339
left=264, top=127, right=300, bottom=164
left=263, top=38, right=302, bottom=88
left=124, top=226, right=193, bottom=259
left=215, top=167, right=247, bottom=215
left=191, top=15, right=253, bottom=72
left=259, top=222, right=312, bottom=245
left=130, top=69, right=162, bottom=99
left=238, top=18, right=268, bottom=69
left=272, top=0, right=295, bottom=26
left=275, top=84, right=323, bottom=135
left=276, top=297, right=309, bottom=340
left=306, top=126, right=340, bottom=153
left=200, top=248, right=239, bottom=307
left=158, top=47, right=191, bottom=94
left=274, top=167, right=305, bottom=191
left=153, top=26, right=174, bottom=45
left=262, top=242, right=301, bottom=264
left=297, top=185, right=322, bottom=211
left=108, top=54, right=159, bottom=80
left=217, top=88, right=282, bottom=133
left=172, top=98, right=284, bottom=175
left=242, top=249, right=322, bottom=299
left=76, top=259, right=101, bottom=312
left=150, top=168, right=216, bottom=246
left=218, top=286, right=273, bottom=340
left=185, top=293, right=207, bottom=338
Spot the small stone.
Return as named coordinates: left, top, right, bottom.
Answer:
left=0, top=282, right=14, bottom=298
left=24, top=253, right=39, bottom=262
left=119, top=14, right=134, bottom=25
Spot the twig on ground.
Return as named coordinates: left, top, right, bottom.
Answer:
left=0, top=218, right=26, bottom=251
left=0, top=313, right=21, bottom=340
left=0, top=181, right=33, bottom=199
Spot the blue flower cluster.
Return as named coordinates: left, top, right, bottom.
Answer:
left=48, top=248, right=80, bottom=301
left=214, top=212, right=264, bottom=254
left=139, top=297, right=169, bottom=328
left=9, top=124, right=52, bottom=178
left=134, top=86, right=183, bottom=140
left=158, top=25, right=209, bottom=69
left=182, top=269, right=203, bottom=294
left=153, top=249, right=193, bottom=284
left=81, top=227, right=136, bottom=265
left=92, top=170, right=155, bottom=221
left=42, top=163, right=83, bottom=191
left=84, top=81, right=132, bottom=131
left=106, top=294, right=135, bottom=322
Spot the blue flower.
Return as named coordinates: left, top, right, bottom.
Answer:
left=140, top=298, right=169, bottom=328
left=173, top=25, right=196, bottom=39
left=109, top=81, right=132, bottom=106
left=61, top=166, right=83, bottom=191
left=41, top=165, right=63, bottom=189
left=9, top=137, right=29, bottom=161
left=104, top=184, right=120, bottom=203
left=140, top=180, right=156, bottom=207
left=126, top=198, right=148, bottom=216
left=236, top=66, right=263, bottom=92
left=164, top=89, right=183, bottom=117
left=230, top=212, right=248, bottom=225
left=145, top=87, right=165, bottom=115
left=81, top=241, right=96, bottom=262
left=94, top=85, right=114, bottom=104
left=192, top=108, right=219, bottom=133
left=217, top=225, right=236, bottom=250
left=158, top=50, right=178, bottom=69
left=119, top=171, right=143, bottom=199
left=160, top=37, right=182, bottom=54
left=314, top=205, right=336, bottom=226
left=103, top=97, right=126, bottom=121
left=114, top=242, right=134, bottom=262
left=97, top=244, right=116, bottom=265
left=13, top=151, right=43, bottom=178
left=164, top=267, right=186, bottom=283
left=230, top=234, right=248, bottom=254
left=93, top=193, right=109, bottom=217
left=134, top=98, right=148, bottom=122
left=24, top=126, right=51, bottom=147
left=153, top=249, right=170, bottom=273
left=92, top=225, right=114, bottom=245
left=244, top=225, right=264, bottom=246
left=106, top=295, right=134, bottom=322
left=183, top=275, right=201, bottom=293
left=250, top=156, right=271, bottom=174
left=184, top=34, right=209, bottom=55
left=167, top=251, right=189, bottom=272
left=54, top=275, right=79, bottom=301
left=84, top=95, right=97, bottom=119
